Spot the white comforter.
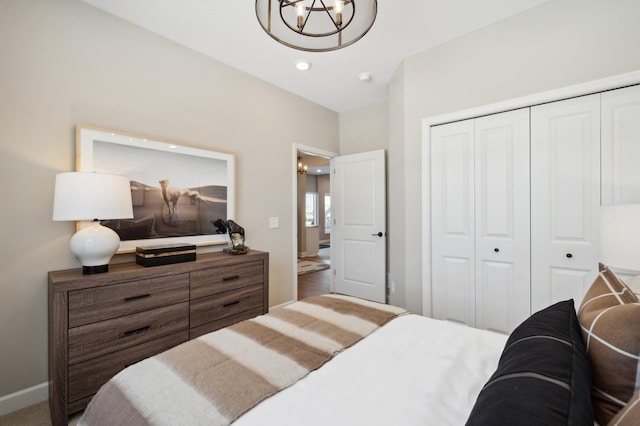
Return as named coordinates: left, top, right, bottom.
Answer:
left=236, top=314, right=508, bottom=426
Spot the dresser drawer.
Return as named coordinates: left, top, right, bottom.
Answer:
left=190, top=307, right=263, bottom=339
left=190, top=284, right=263, bottom=328
left=68, top=273, right=189, bottom=327
left=67, top=331, right=188, bottom=403
left=190, top=261, right=263, bottom=299
left=69, top=302, right=188, bottom=365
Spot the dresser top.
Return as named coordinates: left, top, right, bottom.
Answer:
left=49, top=250, right=268, bottom=291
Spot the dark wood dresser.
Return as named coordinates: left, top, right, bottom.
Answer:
left=48, top=250, right=269, bottom=426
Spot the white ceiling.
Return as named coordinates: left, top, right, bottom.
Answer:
left=81, top=0, right=550, bottom=112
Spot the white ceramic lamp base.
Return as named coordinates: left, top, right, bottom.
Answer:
left=70, top=221, right=121, bottom=274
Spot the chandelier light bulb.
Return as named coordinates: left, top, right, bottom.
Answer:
left=335, top=0, right=345, bottom=27
left=296, top=2, right=305, bottom=30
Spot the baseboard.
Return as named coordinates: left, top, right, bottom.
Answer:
left=269, top=300, right=295, bottom=311
left=0, top=382, right=49, bottom=416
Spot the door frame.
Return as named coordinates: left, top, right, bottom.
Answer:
left=292, top=143, right=338, bottom=301
left=421, top=71, right=640, bottom=317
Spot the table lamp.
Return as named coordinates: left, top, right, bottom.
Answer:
left=600, top=204, right=640, bottom=272
left=53, top=172, right=134, bottom=274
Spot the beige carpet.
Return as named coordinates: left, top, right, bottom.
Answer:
left=0, top=401, right=80, bottom=426
left=297, top=259, right=330, bottom=275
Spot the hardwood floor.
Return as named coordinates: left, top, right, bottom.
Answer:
left=298, top=247, right=331, bottom=300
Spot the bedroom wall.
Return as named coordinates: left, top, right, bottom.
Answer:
left=338, top=99, right=388, bottom=155
left=0, top=0, right=338, bottom=405
left=386, top=0, right=640, bottom=314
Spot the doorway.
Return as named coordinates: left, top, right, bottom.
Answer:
left=293, top=145, right=336, bottom=301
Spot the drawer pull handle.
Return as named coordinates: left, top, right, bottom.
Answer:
left=122, top=326, right=150, bottom=337
left=223, top=275, right=240, bottom=281
left=223, top=300, right=240, bottom=307
left=124, top=294, right=150, bottom=302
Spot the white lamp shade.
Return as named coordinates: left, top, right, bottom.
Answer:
left=53, top=172, right=133, bottom=273
left=600, top=204, right=640, bottom=271
left=53, top=172, right=134, bottom=221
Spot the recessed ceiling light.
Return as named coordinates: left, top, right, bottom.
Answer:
left=296, top=61, right=311, bottom=71
left=358, top=72, right=372, bottom=82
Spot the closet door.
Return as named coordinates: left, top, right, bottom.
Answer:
left=431, top=119, right=475, bottom=326
left=601, top=84, right=640, bottom=205
left=530, top=94, right=601, bottom=313
left=474, top=109, right=530, bottom=333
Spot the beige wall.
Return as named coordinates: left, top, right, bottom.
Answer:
left=339, top=99, right=388, bottom=155
left=0, top=0, right=338, bottom=400
left=317, top=175, right=330, bottom=240
left=387, top=63, right=406, bottom=308
left=387, top=0, right=640, bottom=313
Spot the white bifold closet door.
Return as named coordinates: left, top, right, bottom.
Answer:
left=530, top=94, right=601, bottom=313
left=431, top=119, right=475, bottom=327
left=431, top=108, right=530, bottom=333
left=601, top=84, right=640, bottom=206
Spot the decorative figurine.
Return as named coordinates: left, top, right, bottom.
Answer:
left=212, top=219, right=249, bottom=254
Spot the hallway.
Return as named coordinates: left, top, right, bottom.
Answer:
left=298, top=247, right=330, bottom=300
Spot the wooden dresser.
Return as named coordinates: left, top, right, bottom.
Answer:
left=48, top=250, right=269, bottom=426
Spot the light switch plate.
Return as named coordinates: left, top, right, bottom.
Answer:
left=269, top=217, right=279, bottom=229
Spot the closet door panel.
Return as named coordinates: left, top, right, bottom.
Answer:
left=431, top=120, right=475, bottom=326
left=531, top=95, right=600, bottom=312
left=549, top=267, right=594, bottom=304
left=602, top=84, right=640, bottom=205
left=477, top=260, right=512, bottom=332
left=474, top=109, right=530, bottom=332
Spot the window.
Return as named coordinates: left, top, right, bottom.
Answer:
left=305, top=192, right=318, bottom=226
left=324, top=193, right=331, bottom=233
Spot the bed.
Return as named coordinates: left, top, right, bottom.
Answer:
left=78, top=265, right=640, bottom=426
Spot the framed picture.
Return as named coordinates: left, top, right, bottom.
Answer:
left=76, top=125, right=235, bottom=253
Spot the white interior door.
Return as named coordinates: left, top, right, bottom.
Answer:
left=474, top=109, right=530, bottom=333
left=530, top=94, right=601, bottom=313
left=331, top=150, right=386, bottom=303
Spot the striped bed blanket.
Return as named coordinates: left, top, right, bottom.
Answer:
left=79, top=294, right=407, bottom=425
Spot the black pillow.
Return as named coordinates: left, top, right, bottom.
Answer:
left=465, top=300, right=593, bottom=426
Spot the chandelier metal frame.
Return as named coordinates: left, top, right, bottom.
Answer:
left=256, top=0, right=377, bottom=52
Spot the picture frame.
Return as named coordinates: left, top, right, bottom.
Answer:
left=76, top=125, right=235, bottom=253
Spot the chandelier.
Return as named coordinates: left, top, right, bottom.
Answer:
left=255, top=1, right=377, bottom=52
left=297, top=154, right=308, bottom=175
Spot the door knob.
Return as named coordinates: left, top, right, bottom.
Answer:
left=372, top=232, right=383, bottom=237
